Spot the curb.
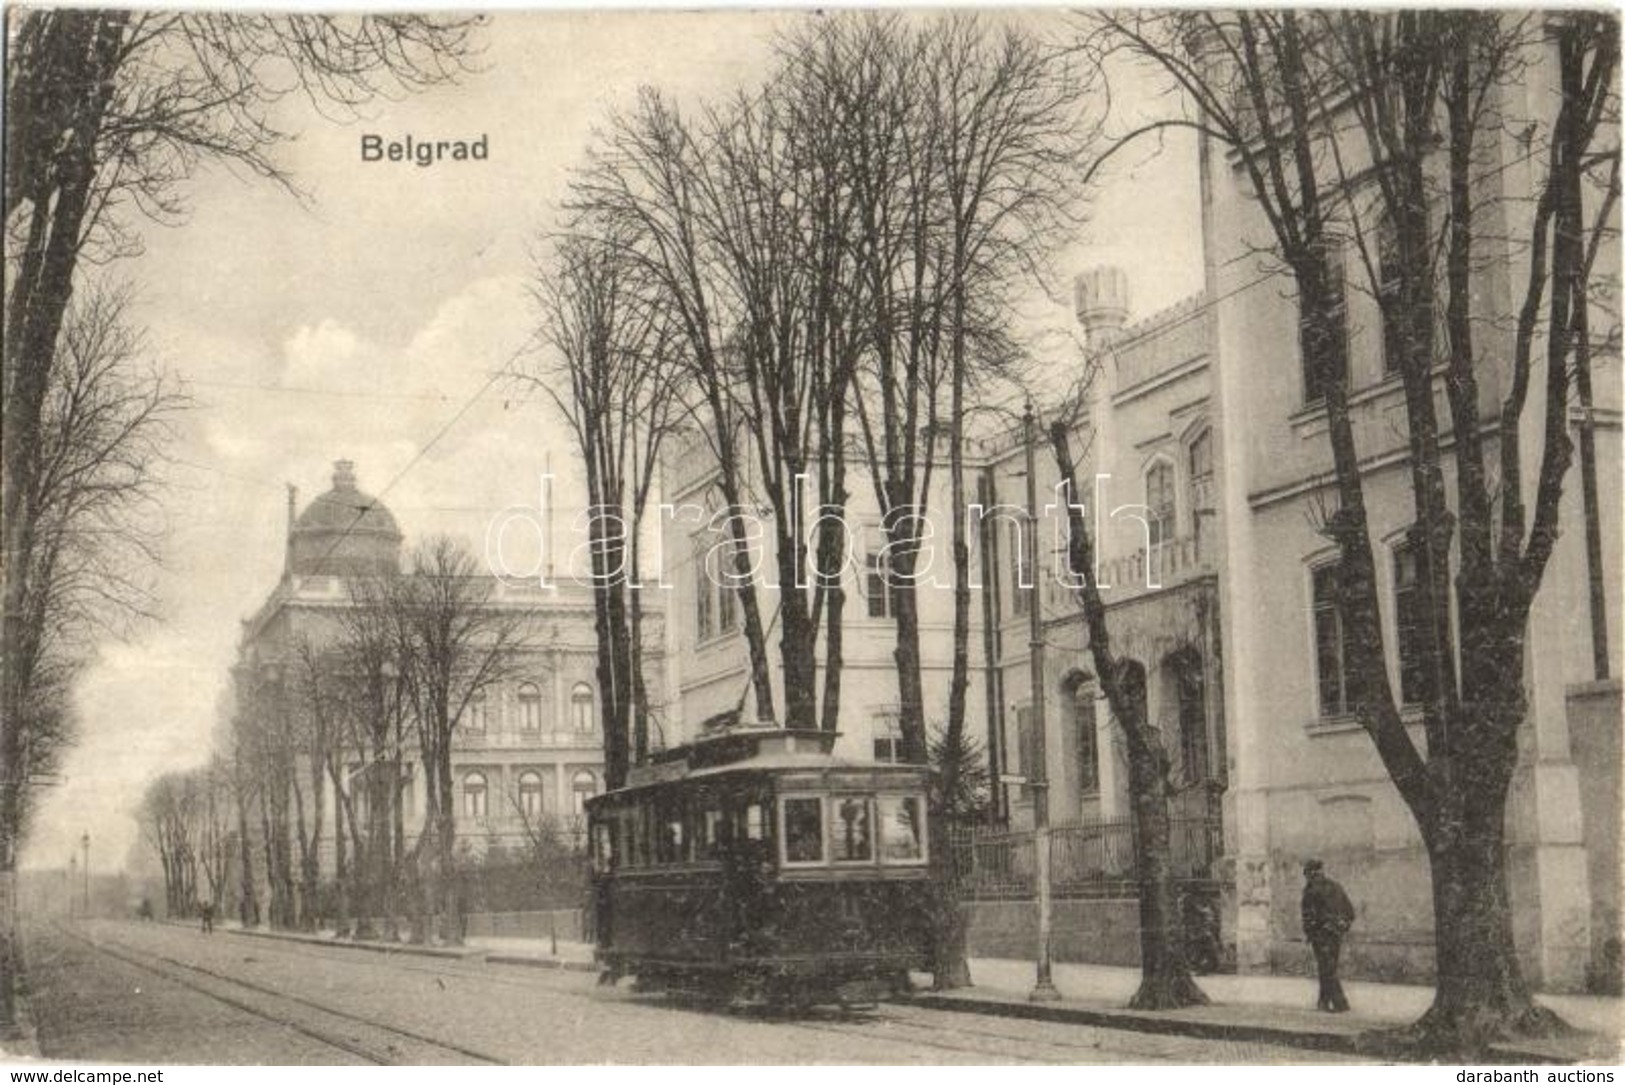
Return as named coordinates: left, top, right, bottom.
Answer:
left=909, top=992, right=1584, bottom=1065
left=227, top=926, right=486, bottom=961
left=486, top=953, right=597, bottom=974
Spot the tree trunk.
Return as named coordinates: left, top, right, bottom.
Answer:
left=1414, top=802, right=1565, bottom=1049
left=235, top=792, right=259, bottom=927
left=1125, top=729, right=1208, bottom=1010
left=1050, top=422, right=1207, bottom=1009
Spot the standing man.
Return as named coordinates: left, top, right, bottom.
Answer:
left=1301, top=859, right=1354, bottom=1012
left=199, top=899, right=215, bottom=935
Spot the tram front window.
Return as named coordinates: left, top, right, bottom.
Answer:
left=879, top=795, right=925, bottom=863
left=832, top=796, right=872, bottom=862
left=783, top=797, right=824, bottom=863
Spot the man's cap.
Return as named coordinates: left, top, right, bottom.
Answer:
left=1303, top=858, right=1324, bottom=874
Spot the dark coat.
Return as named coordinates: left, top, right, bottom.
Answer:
left=1301, top=874, right=1355, bottom=942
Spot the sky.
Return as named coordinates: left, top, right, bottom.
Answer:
left=18, top=10, right=1202, bottom=873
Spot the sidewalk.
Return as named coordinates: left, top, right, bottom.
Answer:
left=910, top=958, right=1623, bottom=1064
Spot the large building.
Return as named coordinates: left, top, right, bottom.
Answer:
left=236, top=460, right=660, bottom=873
left=1199, top=46, right=1621, bottom=990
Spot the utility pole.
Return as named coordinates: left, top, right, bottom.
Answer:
left=1024, top=401, right=1059, bottom=1002
left=68, top=856, right=76, bottom=919
left=81, top=832, right=90, bottom=916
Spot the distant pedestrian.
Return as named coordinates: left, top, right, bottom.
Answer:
left=199, top=899, right=215, bottom=935
left=1301, top=859, right=1354, bottom=1012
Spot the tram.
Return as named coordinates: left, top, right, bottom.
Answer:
left=584, top=726, right=935, bottom=1007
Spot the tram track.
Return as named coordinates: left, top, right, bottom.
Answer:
left=64, top=923, right=1295, bottom=1063
left=57, top=923, right=508, bottom=1066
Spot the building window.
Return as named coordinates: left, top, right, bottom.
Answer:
left=1146, top=461, right=1175, bottom=548
left=517, top=682, right=542, bottom=732
left=1393, top=541, right=1432, bottom=705
left=1312, top=562, right=1360, bottom=716
left=1378, top=215, right=1404, bottom=375
left=462, top=771, right=488, bottom=819
left=1015, top=705, right=1037, bottom=788
left=1071, top=681, right=1099, bottom=795
left=865, top=547, right=898, bottom=619
left=465, top=690, right=487, bottom=733
left=1172, top=652, right=1210, bottom=785
left=1189, top=430, right=1214, bottom=548
left=571, top=683, right=594, bottom=732
left=571, top=770, right=597, bottom=816
left=872, top=714, right=904, bottom=763
left=1011, top=522, right=1031, bottom=616
left=517, top=770, right=544, bottom=819
left=1300, top=239, right=1351, bottom=404
left=694, top=551, right=714, bottom=641
left=717, top=577, right=737, bottom=635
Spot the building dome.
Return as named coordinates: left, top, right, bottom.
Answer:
left=287, top=460, right=402, bottom=577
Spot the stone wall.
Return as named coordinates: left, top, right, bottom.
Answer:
left=963, top=898, right=1143, bottom=966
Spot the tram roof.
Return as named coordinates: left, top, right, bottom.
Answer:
left=598, top=726, right=929, bottom=799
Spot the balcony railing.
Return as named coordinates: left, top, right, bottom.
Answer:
left=949, top=815, right=1224, bottom=900
left=1094, top=532, right=1211, bottom=596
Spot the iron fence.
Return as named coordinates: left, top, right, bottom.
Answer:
left=949, top=815, right=1223, bottom=900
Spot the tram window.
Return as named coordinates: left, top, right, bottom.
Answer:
left=878, top=796, right=925, bottom=863
left=594, top=822, right=615, bottom=869
left=831, top=796, right=873, bottom=863
left=694, top=807, right=725, bottom=860
left=783, top=797, right=824, bottom=864
left=624, top=807, right=650, bottom=868
left=743, top=802, right=766, bottom=842
left=657, top=810, right=685, bottom=864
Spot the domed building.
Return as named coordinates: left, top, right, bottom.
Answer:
left=286, top=459, right=402, bottom=577
left=230, top=458, right=666, bottom=932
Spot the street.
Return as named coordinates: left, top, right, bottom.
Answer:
left=20, top=920, right=1361, bottom=1065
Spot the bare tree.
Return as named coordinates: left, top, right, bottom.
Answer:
left=393, top=536, right=528, bottom=945
left=566, top=91, right=780, bottom=725
left=141, top=771, right=201, bottom=919
left=1085, top=10, right=1619, bottom=1048
left=525, top=228, right=680, bottom=783
left=1, top=15, right=481, bottom=885
left=3, top=282, right=183, bottom=842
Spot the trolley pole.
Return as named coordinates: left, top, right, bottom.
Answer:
left=1024, top=402, right=1060, bottom=1003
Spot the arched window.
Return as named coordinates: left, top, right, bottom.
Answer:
left=517, top=682, right=542, bottom=732
left=1063, top=670, right=1100, bottom=796
left=465, top=690, right=487, bottom=733
left=572, top=683, right=595, bottom=732
left=462, top=771, right=488, bottom=819
left=1188, top=430, right=1214, bottom=547
left=571, top=770, right=598, bottom=816
left=517, top=770, right=544, bottom=819
left=1145, top=460, right=1175, bottom=547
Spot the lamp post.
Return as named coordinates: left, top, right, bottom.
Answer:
left=67, top=856, right=76, bottom=919
left=81, top=832, right=91, bottom=916
left=1023, top=400, right=1060, bottom=1003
